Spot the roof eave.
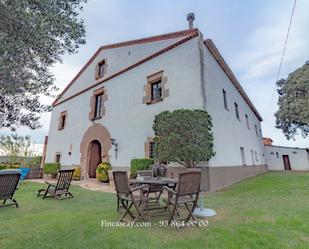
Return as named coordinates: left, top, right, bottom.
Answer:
left=204, top=39, right=263, bottom=122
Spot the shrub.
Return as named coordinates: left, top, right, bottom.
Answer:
left=43, top=163, right=60, bottom=175
left=153, top=109, right=215, bottom=167
left=27, top=156, right=42, bottom=168
left=96, top=162, right=112, bottom=182
left=130, top=158, right=154, bottom=178
left=73, top=167, right=81, bottom=181
left=3, top=164, right=20, bottom=169
left=0, top=165, right=7, bottom=170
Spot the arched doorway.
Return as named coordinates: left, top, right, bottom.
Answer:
left=88, top=140, right=102, bottom=178
left=80, top=124, right=112, bottom=180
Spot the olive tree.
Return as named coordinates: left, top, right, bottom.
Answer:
left=0, top=0, right=87, bottom=130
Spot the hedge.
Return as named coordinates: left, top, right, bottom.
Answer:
left=43, top=163, right=60, bottom=174
left=130, top=158, right=154, bottom=178
left=0, top=165, right=7, bottom=170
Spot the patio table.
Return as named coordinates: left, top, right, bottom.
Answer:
left=129, top=177, right=177, bottom=213
left=129, top=177, right=177, bottom=186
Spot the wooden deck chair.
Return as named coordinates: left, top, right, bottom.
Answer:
left=113, top=171, right=150, bottom=223
left=0, top=169, right=21, bottom=208
left=163, top=171, right=201, bottom=229
left=37, top=169, right=74, bottom=200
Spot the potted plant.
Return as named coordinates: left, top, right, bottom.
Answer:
left=43, top=163, right=60, bottom=178
left=96, top=162, right=112, bottom=183
left=73, top=166, right=81, bottom=181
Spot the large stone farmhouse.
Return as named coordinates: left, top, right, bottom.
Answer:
left=45, top=27, right=267, bottom=190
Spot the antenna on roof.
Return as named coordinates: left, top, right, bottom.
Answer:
left=187, top=12, right=195, bottom=29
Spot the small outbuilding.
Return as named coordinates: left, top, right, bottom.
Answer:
left=264, top=138, right=309, bottom=171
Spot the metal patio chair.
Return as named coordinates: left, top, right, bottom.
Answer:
left=37, top=169, right=74, bottom=200
left=163, top=171, right=201, bottom=228
left=0, top=169, right=21, bottom=208
left=113, top=171, right=150, bottom=223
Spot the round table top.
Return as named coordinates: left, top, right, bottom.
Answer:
left=130, top=177, right=177, bottom=185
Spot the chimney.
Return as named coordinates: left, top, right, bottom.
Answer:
left=187, top=12, right=195, bottom=29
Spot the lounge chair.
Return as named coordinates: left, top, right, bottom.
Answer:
left=37, top=169, right=74, bottom=199
left=0, top=169, right=21, bottom=208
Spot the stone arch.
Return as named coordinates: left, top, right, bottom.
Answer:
left=80, top=124, right=111, bottom=179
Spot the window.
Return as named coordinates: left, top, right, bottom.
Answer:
left=222, top=89, right=228, bottom=110
left=55, top=153, right=61, bottom=163
left=276, top=152, right=279, bottom=158
left=240, top=147, right=246, bottom=166
left=254, top=151, right=258, bottom=162
left=94, top=93, right=103, bottom=119
left=143, top=71, right=169, bottom=105
left=259, top=128, right=262, bottom=138
left=151, top=80, right=162, bottom=101
left=245, top=114, right=250, bottom=129
left=60, top=115, right=66, bottom=129
left=145, top=137, right=156, bottom=159
left=96, top=60, right=107, bottom=79
left=58, top=111, right=67, bottom=130
left=251, top=150, right=255, bottom=165
left=89, top=87, right=106, bottom=120
left=234, top=102, right=240, bottom=120
left=255, top=125, right=258, bottom=137
left=149, top=142, right=156, bottom=159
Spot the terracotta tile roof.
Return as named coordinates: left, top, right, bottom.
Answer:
left=52, top=29, right=198, bottom=106
left=53, top=30, right=199, bottom=106
left=263, top=137, right=273, bottom=146
left=100, top=29, right=199, bottom=50
left=204, top=39, right=263, bottom=121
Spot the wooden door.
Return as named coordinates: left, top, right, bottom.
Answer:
left=282, top=155, right=291, bottom=171
left=88, top=141, right=101, bottom=178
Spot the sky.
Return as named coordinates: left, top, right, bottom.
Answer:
left=1, top=0, right=309, bottom=149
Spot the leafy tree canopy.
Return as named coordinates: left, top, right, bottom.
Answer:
left=0, top=0, right=86, bottom=131
left=0, top=133, right=34, bottom=157
left=153, top=109, right=215, bottom=168
left=275, top=61, right=309, bottom=139
left=0, top=133, right=36, bottom=166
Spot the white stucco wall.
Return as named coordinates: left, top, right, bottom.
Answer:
left=203, top=44, right=265, bottom=167
left=264, top=145, right=309, bottom=171
left=46, top=32, right=265, bottom=170
left=46, top=37, right=203, bottom=167
left=59, top=37, right=185, bottom=101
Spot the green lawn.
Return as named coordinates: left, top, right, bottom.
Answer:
left=1, top=172, right=309, bottom=249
